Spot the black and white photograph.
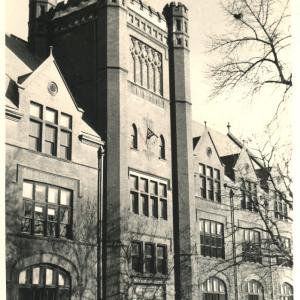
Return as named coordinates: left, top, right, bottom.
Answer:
left=3, top=0, right=297, bottom=299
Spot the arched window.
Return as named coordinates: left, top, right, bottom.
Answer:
left=18, top=264, right=70, bottom=300
left=280, top=283, right=293, bottom=300
left=131, top=124, right=138, bottom=149
left=245, top=280, right=264, bottom=300
left=201, top=277, right=227, bottom=300
left=159, top=135, right=165, bottom=159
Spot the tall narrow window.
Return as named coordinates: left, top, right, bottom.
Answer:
left=274, top=192, right=288, bottom=220
left=159, top=135, right=165, bottom=159
left=157, top=245, right=167, bottom=275
left=241, top=180, right=258, bottom=212
left=29, top=102, right=42, bottom=151
left=131, top=242, right=142, bottom=273
left=29, top=120, right=42, bottom=151
left=145, top=243, right=155, bottom=273
left=277, top=237, right=292, bottom=267
left=201, top=277, right=227, bottom=300
left=60, top=113, right=72, bottom=160
left=131, top=124, right=138, bottom=149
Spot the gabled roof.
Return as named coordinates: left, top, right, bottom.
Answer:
left=18, top=50, right=84, bottom=114
left=5, top=34, right=42, bottom=108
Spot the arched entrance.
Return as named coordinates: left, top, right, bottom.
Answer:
left=18, top=264, right=70, bottom=300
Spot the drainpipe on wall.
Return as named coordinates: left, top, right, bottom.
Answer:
left=224, top=184, right=239, bottom=300
left=97, top=144, right=105, bottom=300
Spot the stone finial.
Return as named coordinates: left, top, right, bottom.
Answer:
left=204, top=121, right=207, bottom=128
left=227, top=122, right=231, bottom=133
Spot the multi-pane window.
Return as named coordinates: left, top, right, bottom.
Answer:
left=131, top=242, right=168, bottom=275
left=242, top=229, right=262, bottom=263
left=18, top=264, right=70, bottom=300
left=21, top=181, right=72, bottom=239
left=199, top=164, right=221, bottom=202
left=129, top=173, right=168, bottom=220
left=277, top=237, right=292, bottom=267
left=245, top=280, right=264, bottom=300
left=274, top=192, right=288, bottom=220
left=29, top=102, right=72, bottom=160
left=201, top=277, right=227, bottom=300
left=241, top=180, right=258, bottom=212
left=145, top=243, right=155, bottom=273
left=200, top=220, right=224, bottom=259
left=280, top=283, right=293, bottom=300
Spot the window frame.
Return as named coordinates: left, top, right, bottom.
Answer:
left=200, top=219, right=225, bottom=259
left=241, top=180, right=258, bottom=212
left=21, top=180, right=73, bottom=239
left=198, top=164, right=221, bottom=203
left=29, top=102, right=72, bottom=161
left=242, top=229, right=262, bottom=264
left=129, top=172, right=168, bottom=220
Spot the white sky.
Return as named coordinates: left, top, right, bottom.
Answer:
left=4, top=0, right=292, bottom=141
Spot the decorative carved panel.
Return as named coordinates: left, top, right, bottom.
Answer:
left=129, top=36, right=163, bottom=96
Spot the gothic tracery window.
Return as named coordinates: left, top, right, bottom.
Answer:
left=129, top=37, right=162, bottom=96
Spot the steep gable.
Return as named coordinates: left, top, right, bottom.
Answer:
left=193, top=128, right=223, bottom=169
left=19, top=51, right=83, bottom=115
left=233, top=147, right=258, bottom=182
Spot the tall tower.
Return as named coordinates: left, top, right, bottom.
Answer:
left=163, top=2, right=197, bottom=299
left=28, top=0, right=56, bottom=58
left=96, top=0, right=129, bottom=298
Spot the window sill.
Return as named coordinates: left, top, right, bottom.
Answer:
left=158, top=157, right=167, bottom=161
left=130, top=147, right=139, bottom=152
left=27, top=148, right=72, bottom=163
left=196, top=196, right=223, bottom=205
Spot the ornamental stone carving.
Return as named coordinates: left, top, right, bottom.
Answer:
left=129, top=36, right=163, bottom=95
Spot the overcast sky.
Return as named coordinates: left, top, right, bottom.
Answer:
left=5, top=0, right=292, bottom=141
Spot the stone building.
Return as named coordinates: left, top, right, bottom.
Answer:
left=5, top=0, right=293, bottom=299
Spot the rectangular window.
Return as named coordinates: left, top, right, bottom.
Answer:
left=45, top=125, right=57, bottom=156
left=200, top=219, right=224, bottom=259
left=157, top=245, right=167, bottom=274
left=60, top=130, right=71, bottom=160
left=129, top=173, right=168, bottom=219
left=161, top=199, right=167, bottom=220
left=131, top=192, right=139, bottom=214
left=151, top=196, right=158, bottom=218
left=131, top=242, right=142, bottom=273
left=198, top=164, right=221, bottom=202
left=45, top=108, right=57, bottom=124
left=276, top=237, right=292, bottom=267
left=28, top=103, right=72, bottom=160
left=176, top=19, right=182, bottom=31
left=274, top=192, right=288, bottom=220
left=29, top=120, right=42, bottom=151
left=242, top=229, right=262, bottom=263
left=141, top=194, right=149, bottom=216
left=241, top=180, right=258, bottom=212
left=21, top=181, right=72, bottom=239
left=145, top=243, right=155, bottom=273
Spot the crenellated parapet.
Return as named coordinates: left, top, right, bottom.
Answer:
left=163, top=1, right=189, bottom=49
